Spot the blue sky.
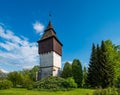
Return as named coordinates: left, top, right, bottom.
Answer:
left=0, top=0, right=120, bottom=72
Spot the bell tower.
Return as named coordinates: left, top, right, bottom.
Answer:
left=37, top=21, right=63, bottom=79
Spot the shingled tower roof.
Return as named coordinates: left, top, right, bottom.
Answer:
left=46, top=20, right=53, bottom=30
left=37, top=21, right=63, bottom=56
left=39, top=21, right=62, bottom=46
left=40, top=21, right=56, bottom=40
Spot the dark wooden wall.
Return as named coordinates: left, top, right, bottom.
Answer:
left=38, top=37, right=62, bottom=56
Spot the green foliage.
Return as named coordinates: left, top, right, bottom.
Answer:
left=22, top=75, right=33, bottom=88
left=0, top=70, right=7, bottom=80
left=87, top=44, right=101, bottom=87
left=72, top=59, right=83, bottom=87
left=64, top=77, right=77, bottom=88
left=100, top=40, right=114, bottom=88
left=29, top=66, right=39, bottom=81
left=82, top=66, right=88, bottom=87
left=33, top=76, right=77, bottom=91
left=27, top=85, right=33, bottom=90
left=7, top=71, right=23, bottom=87
left=20, top=65, right=39, bottom=82
left=0, top=79, right=12, bottom=90
left=115, top=76, right=120, bottom=87
left=6, top=66, right=39, bottom=88
left=113, top=45, right=120, bottom=86
left=87, top=40, right=115, bottom=88
left=62, top=62, right=72, bottom=78
left=93, top=87, right=118, bottom=95
left=87, top=40, right=120, bottom=88
left=33, top=76, right=66, bottom=91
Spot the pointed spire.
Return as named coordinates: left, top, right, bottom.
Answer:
left=46, top=12, right=53, bottom=30
left=46, top=21, right=53, bottom=30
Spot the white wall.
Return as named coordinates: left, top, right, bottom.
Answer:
left=40, top=51, right=61, bottom=68
left=52, top=67, right=61, bottom=76
left=40, top=51, right=61, bottom=78
left=53, top=52, right=61, bottom=68
left=40, top=52, right=53, bottom=67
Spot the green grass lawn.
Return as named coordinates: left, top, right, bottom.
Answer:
left=0, top=88, right=94, bottom=95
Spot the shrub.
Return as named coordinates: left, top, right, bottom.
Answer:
left=0, top=79, right=12, bottom=90
left=117, top=88, right=120, bottom=95
left=33, top=76, right=77, bottom=91
left=27, top=84, right=33, bottom=90
left=33, top=76, right=66, bottom=91
left=93, top=87, right=118, bottom=95
left=22, top=77, right=33, bottom=88
left=63, top=77, right=77, bottom=88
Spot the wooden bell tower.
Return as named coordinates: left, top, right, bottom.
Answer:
left=37, top=21, right=63, bottom=79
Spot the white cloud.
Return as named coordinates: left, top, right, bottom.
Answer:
left=0, top=25, right=39, bottom=71
left=0, top=68, right=9, bottom=73
left=33, top=21, right=44, bottom=35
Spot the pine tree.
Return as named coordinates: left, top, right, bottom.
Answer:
left=87, top=41, right=114, bottom=88
left=87, top=43, right=99, bottom=87
left=96, top=44, right=102, bottom=87
left=62, top=62, right=72, bottom=78
left=72, top=59, right=83, bottom=87
left=99, top=40, right=114, bottom=88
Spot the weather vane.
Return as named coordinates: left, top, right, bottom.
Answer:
left=49, top=12, right=52, bottom=21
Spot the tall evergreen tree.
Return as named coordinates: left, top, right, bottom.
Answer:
left=62, top=62, right=72, bottom=78
left=96, top=44, right=102, bottom=87
left=72, top=59, right=83, bottom=87
left=87, top=41, right=114, bottom=88
left=87, top=43, right=99, bottom=87
left=104, top=40, right=119, bottom=84
left=99, top=40, right=114, bottom=88
left=114, top=45, right=120, bottom=86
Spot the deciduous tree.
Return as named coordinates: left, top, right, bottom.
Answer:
left=72, top=59, right=83, bottom=87
left=62, top=62, right=72, bottom=78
